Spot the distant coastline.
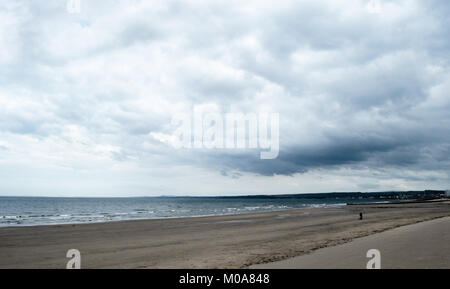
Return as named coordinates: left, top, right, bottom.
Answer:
left=0, top=189, right=447, bottom=199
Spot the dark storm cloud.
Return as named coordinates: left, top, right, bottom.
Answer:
left=196, top=111, right=450, bottom=177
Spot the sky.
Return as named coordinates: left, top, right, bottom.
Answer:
left=1, top=0, right=450, bottom=197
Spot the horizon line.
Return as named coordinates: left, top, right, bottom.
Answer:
left=0, top=189, right=447, bottom=199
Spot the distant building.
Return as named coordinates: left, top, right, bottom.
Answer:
left=446, top=190, right=450, bottom=198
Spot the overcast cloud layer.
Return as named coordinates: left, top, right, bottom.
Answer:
left=1, top=0, right=450, bottom=196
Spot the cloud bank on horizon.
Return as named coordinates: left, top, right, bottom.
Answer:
left=1, top=0, right=450, bottom=196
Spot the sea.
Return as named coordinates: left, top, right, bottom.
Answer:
left=0, top=194, right=416, bottom=227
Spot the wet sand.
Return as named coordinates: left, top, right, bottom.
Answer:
left=0, top=200, right=449, bottom=268
left=252, top=216, right=450, bottom=269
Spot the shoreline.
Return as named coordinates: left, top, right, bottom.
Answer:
left=1, top=200, right=449, bottom=268
left=2, top=198, right=442, bottom=229
left=0, top=205, right=343, bottom=229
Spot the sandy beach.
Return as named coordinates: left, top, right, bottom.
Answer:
left=0, top=200, right=449, bottom=269
left=252, top=216, right=450, bottom=269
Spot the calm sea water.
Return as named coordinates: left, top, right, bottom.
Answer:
left=0, top=196, right=390, bottom=227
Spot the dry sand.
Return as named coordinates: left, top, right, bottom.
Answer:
left=0, top=200, right=449, bottom=268
left=252, top=215, right=450, bottom=269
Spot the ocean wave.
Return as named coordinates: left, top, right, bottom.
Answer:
left=0, top=198, right=349, bottom=227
